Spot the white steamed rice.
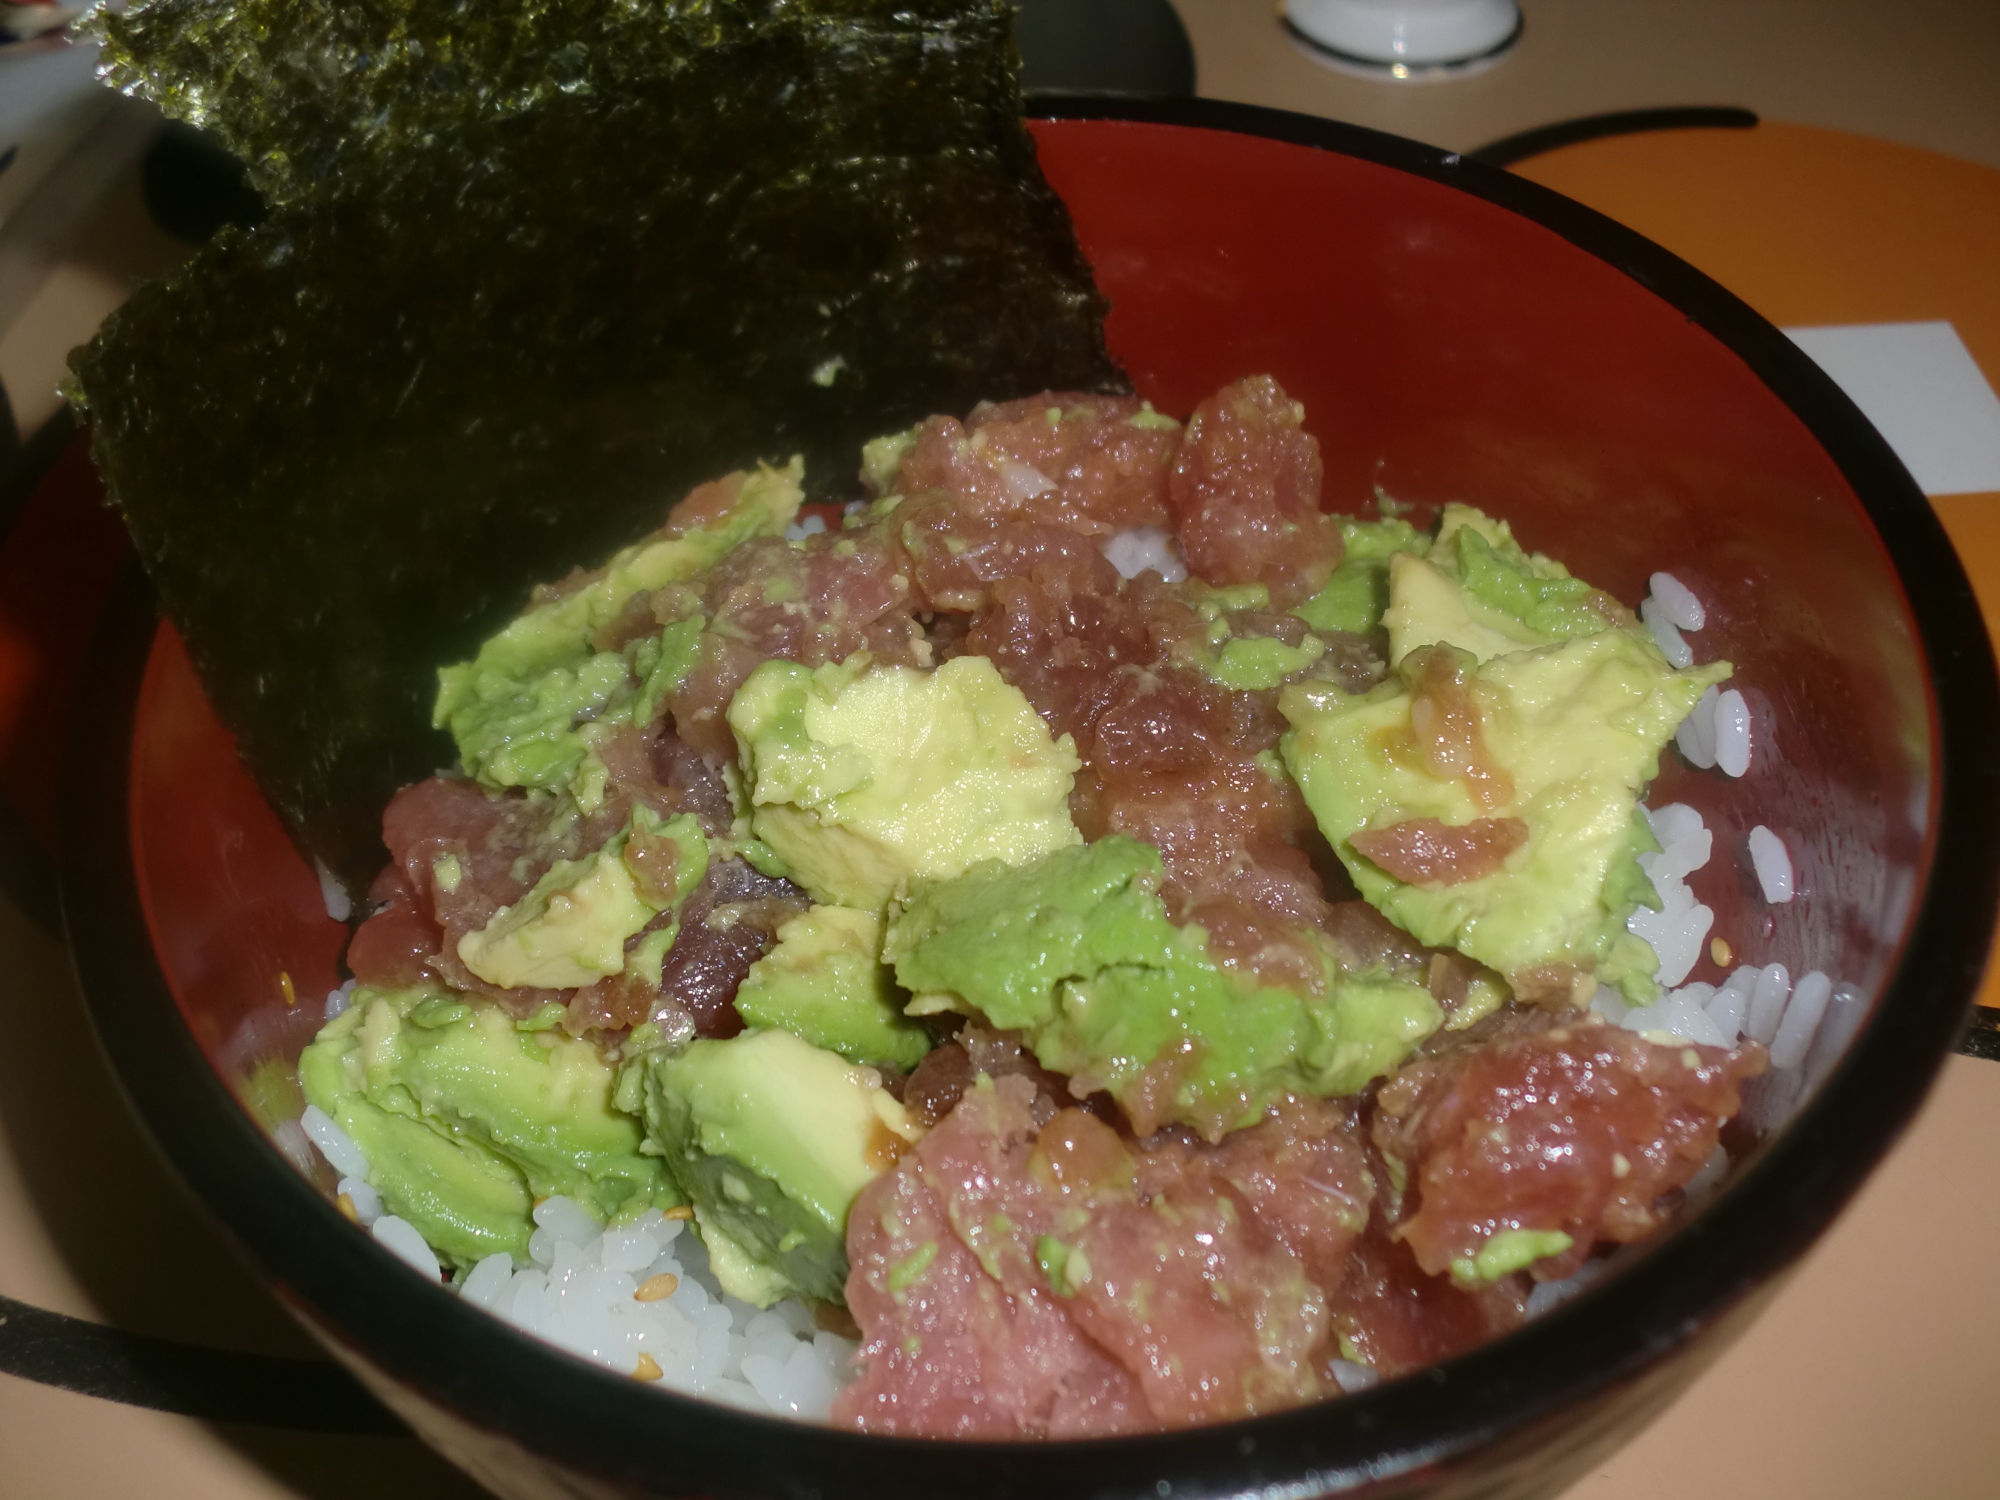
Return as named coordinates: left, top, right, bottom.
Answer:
left=301, top=1108, right=859, bottom=1418
left=1608, top=795, right=1838, bottom=1067
left=1617, top=578, right=1832, bottom=1057
left=1101, top=526, right=1187, bottom=583
left=1748, top=824, right=1795, bottom=903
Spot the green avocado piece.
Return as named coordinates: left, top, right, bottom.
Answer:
left=637, top=1029, right=919, bottom=1306
left=1450, top=1228, right=1575, bottom=1288
left=727, top=652, right=1082, bottom=911
left=1278, top=626, right=1730, bottom=1003
left=885, top=836, right=1170, bottom=1024
left=457, top=807, right=706, bottom=991
left=1304, top=968, right=1456, bottom=1096
left=1389, top=503, right=1622, bottom=662
left=298, top=988, right=682, bottom=1268
left=1292, top=516, right=1431, bottom=636
left=1384, top=551, right=1545, bottom=665
left=1449, top=526, right=1612, bottom=643
left=1168, top=583, right=1331, bottom=691
left=885, top=838, right=1442, bottom=1139
left=434, top=462, right=801, bottom=798
left=1207, top=633, right=1328, bottom=691
left=733, top=905, right=932, bottom=1070
left=859, top=423, right=921, bottom=496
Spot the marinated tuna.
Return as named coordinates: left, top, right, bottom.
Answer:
left=303, top=375, right=1764, bottom=1436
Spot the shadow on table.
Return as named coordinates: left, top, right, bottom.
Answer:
left=203, top=1424, right=492, bottom=1500
left=0, top=892, right=323, bottom=1358
left=0, top=892, right=490, bottom=1493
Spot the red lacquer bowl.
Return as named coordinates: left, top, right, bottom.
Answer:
left=63, top=99, right=2000, bottom=1500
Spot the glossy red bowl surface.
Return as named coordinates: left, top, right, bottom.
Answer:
left=66, top=100, right=2000, bottom=1500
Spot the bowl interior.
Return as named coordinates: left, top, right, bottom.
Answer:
left=134, top=113, right=1933, bottom=1119
left=82, top=109, right=1984, bottom=1498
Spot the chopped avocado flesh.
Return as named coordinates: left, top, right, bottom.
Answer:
left=1450, top=527, right=1612, bottom=642
left=435, top=462, right=803, bottom=793
left=727, top=652, right=1082, bottom=911
left=1279, top=627, right=1730, bottom=1001
left=1388, top=504, right=1619, bottom=663
left=298, top=988, right=681, bottom=1267
left=888, top=1239, right=941, bottom=1295
left=458, top=808, right=706, bottom=990
left=1292, top=516, right=1431, bottom=635
left=1384, top=552, right=1544, bottom=665
left=1036, top=1234, right=1082, bottom=1297
left=637, top=1029, right=919, bottom=1305
left=885, top=838, right=1442, bottom=1139
left=625, top=615, right=706, bottom=735
left=1449, top=1228, right=1575, bottom=1288
left=1170, top=586, right=1331, bottom=690
left=1207, top=633, right=1327, bottom=690
left=733, top=905, right=932, bottom=1070
left=860, top=424, right=920, bottom=496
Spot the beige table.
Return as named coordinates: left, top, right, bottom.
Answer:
left=4, top=4, right=1999, bottom=1497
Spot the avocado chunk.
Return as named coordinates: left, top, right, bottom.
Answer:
left=726, top=652, right=1082, bottom=911
left=1205, top=632, right=1327, bottom=690
left=732, top=905, right=932, bottom=1070
left=457, top=807, right=706, bottom=991
left=1385, top=551, right=1544, bottom=665
left=636, top=1029, right=921, bottom=1305
left=1292, top=515, right=1431, bottom=636
left=859, top=423, right=921, bottom=495
left=1450, top=1228, right=1575, bottom=1289
left=1279, top=626, right=1729, bottom=1004
left=1168, top=581, right=1330, bottom=691
left=1385, top=504, right=1625, bottom=664
left=435, top=461, right=803, bottom=796
left=885, top=838, right=1442, bottom=1139
left=298, top=988, right=681, bottom=1268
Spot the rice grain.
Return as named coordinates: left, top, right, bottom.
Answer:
left=1646, top=572, right=1706, bottom=631
left=1640, top=597, right=1694, bottom=668
left=1675, top=685, right=1720, bottom=768
left=1102, top=526, right=1187, bottom=583
left=1713, top=689, right=1752, bottom=777
left=1748, top=825, right=1794, bottom=902
left=1770, top=970, right=1833, bottom=1069
left=1746, top=963, right=1792, bottom=1045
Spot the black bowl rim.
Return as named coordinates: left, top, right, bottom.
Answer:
left=61, top=94, right=2000, bottom=1500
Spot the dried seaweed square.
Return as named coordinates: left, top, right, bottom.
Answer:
left=71, top=0, right=1123, bottom=889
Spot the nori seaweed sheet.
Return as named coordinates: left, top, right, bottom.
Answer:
left=71, top=0, right=1125, bottom=892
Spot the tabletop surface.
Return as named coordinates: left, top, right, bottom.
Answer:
left=2, top=4, right=1998, bottom=1497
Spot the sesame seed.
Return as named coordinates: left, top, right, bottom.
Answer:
left=635, top=1273, right=680, bottom=1302
left=663, top=1205, right=695, bottom=1222
left=633, top=1353, right=663, bottom=1382
left=1710, top=937, right=1732, bottom=967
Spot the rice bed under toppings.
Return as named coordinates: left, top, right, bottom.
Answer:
left=301, top=1104, right=855, bottom=1418
left=1610, top=798, right=1844, bottom=1064
left=1615, top=584, right=1833, bottom=1054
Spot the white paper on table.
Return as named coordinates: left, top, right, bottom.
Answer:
left=1783, top=321, right=2000, bottom=498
